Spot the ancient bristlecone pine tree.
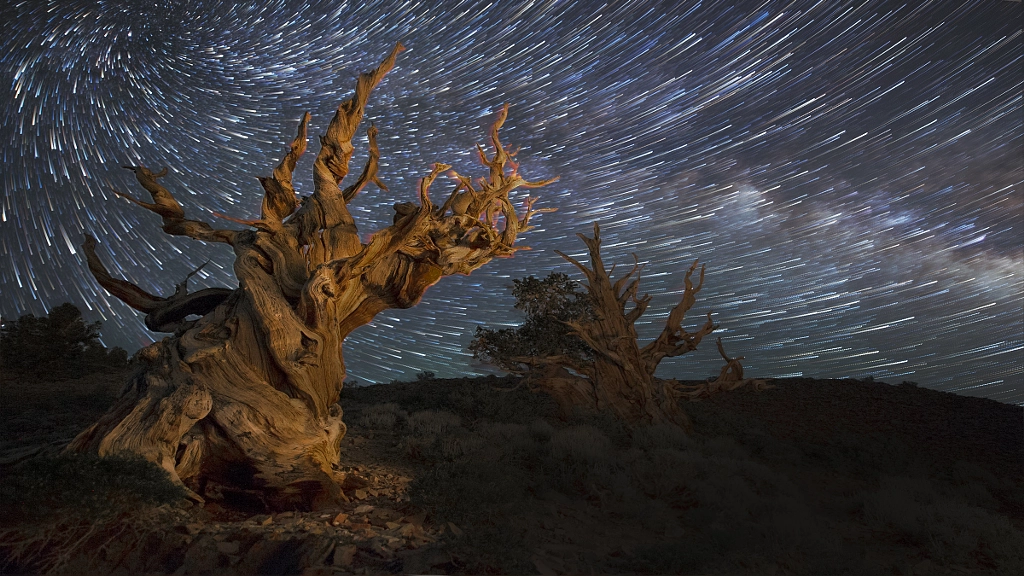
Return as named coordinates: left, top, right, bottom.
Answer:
left=496, top=223, right=718, bottom=432
left=67, top=43, right=556, bottom=509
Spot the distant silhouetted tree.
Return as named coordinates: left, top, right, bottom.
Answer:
left=0, top=303, right=128, bottom=379
left=470, top=272, right=595, bottom=373
left=472, top=223, right=718, bottom=431
left=473, top=223, right=773, bottom=432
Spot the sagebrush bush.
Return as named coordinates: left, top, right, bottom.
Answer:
left=625, top=447, right=696, bottom=502
left=630, top=422, right=694, bottom=451
left=477, top=422, right=537, bottom=456
left=0, top=452, right=185, bottom=524
left=549, top=425, right=613, bottom=465
left=407, top=410, right=462, bottom=435
left=528, top=418, right=554, bottom=441
left=939, top=459, right=1003, bottom=509
left=357, top=402, right=408, bottom=430
left=861, top=473, right=1024, bottom=571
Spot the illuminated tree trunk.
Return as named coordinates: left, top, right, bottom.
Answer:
left=66, top=43, right=556, bottom=510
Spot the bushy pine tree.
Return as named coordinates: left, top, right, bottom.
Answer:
left=470, top=273, right=596, bottom=373
left=0, top=303, right=128, bottom=379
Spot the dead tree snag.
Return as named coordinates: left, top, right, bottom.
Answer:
left=479, top=222, right=718, bottom=432
left=674, top=338, right=775, bottom=400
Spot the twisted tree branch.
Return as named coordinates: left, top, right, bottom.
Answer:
left=115, top=166, right=238, bottom=244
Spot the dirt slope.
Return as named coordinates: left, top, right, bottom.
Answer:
left=1, top=373, right=1021, bottom=575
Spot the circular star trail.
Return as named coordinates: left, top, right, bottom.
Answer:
left=2, top=0, right=1021, bottom=404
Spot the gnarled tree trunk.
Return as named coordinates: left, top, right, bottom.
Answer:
left=66, top=43, right=556, bottom=510
left=673, top=337, right=775, bottom=400
left=523, top=223, right=717, bottom=432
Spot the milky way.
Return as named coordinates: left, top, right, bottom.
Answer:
left=2, top=0, right=1021, bottom=404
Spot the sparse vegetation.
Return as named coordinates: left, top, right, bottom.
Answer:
left=2, top=358, right=1021, bottom=574
left=0, top=453, right=186, bottom=574
left=340, top=375, right=1023, bottom=575
left=1, top=452, right=185, bottom=524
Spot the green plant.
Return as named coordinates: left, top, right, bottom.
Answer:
left=0, top=452, right=186, bottom=525
left=470, top=273, right=595, bottom=373
left=0, top=453, right=185, bottom=575
left=356, top=402, right=408, bottom=430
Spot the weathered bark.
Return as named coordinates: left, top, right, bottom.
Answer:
left=523, top=223, right=717, bottom=432
left=673, top=338, right=775, bottom=400
left=67, top=43, right=556, bottom=510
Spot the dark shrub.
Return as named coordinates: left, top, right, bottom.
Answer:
left=0, top=303, right=128, bottom=379
left=470, top=273, right=595, bottom=373
left=0, top=452, right=186, bottom=524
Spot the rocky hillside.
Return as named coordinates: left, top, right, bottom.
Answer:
left=1, top=372, right=1021, bottom=575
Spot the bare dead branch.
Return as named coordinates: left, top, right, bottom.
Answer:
left=119, top=166, right=237, bottom=245
left=320, top=42, right=405, bottom=186
left=82, top=235, right=231, bottom=332
left=342, top=124, right=388, bottom=203
left=715, top=337, right=744, bottom=379
left=640, top=259, right=718, bottom=368
left=82, top=234, right=165, bottom=313
left=257, top=111, right=310, bottom=228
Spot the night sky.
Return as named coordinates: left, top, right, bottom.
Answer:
left=2, top=0, right=1021, bottom=404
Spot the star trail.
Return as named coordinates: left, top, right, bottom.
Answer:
left=2, top=0, right=1021, bottom=404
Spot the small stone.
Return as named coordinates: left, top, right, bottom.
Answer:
left=385, top=521, right=402, bottom=530
left=261, top=517, right=273, bottom=526
left=333, top=544, right=358, bottom=567
left=354, top=489, right=368, bottom=500
left=332, top=512, right=349, bottom=525
left=353, top=505, right=374, bottom=515
left=398, top=523, right=422, bottom=538
left=361, top=539, right=392, bottom=558
left=370, top=507, right=403, bottom=522
left=447, top=522, right=463, bottom=536
left=216, top=541, right=240, bottom=554
left=367, top=516, right=387, bottom=528
left=185, top=523, right=203, bottom=535
left=402, top=512, right=427, bottom=526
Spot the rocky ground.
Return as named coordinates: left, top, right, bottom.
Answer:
left=1, top=370, right=1022, bottom=575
